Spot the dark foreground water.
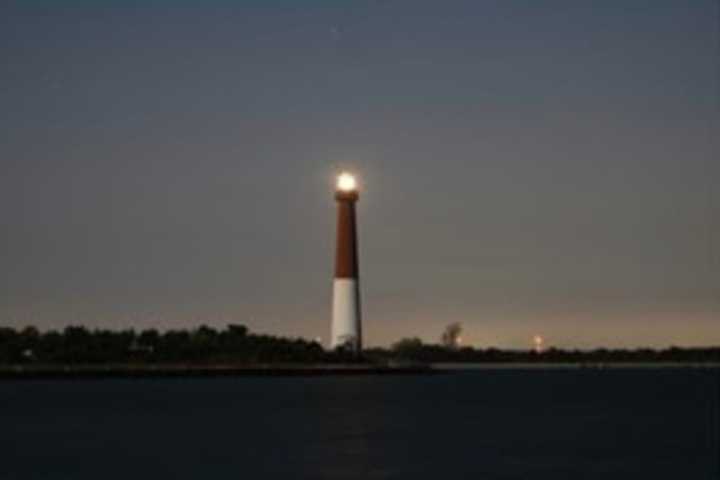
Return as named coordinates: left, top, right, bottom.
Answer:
left=1, top=369, right=718, bottom=479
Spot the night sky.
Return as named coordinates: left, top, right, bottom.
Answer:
left=1, top=1, right=718, bottom=348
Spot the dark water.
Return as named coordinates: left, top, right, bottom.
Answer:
left=1, top=369, right=718, bottom=479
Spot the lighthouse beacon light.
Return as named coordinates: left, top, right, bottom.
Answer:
left=337, top=172, right=357, bottom=192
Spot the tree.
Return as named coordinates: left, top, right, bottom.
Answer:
left=440, top=322, right=462, bottom=349
left=226, top=324, right=248, bottom=338
left=391, top=337, right=424, bottom=356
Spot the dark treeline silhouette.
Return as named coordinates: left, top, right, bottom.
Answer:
left=374, top=337, right=720, bottom=364
left=0, top=325, right=337, bottom=365
left=0, top=327, right=718, bottom=365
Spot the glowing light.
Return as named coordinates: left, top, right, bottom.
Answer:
left=533, top=335, right=544, bottom=353
left=337, top=172, right=357, bottom=192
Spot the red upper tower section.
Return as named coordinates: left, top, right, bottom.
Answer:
left=334, top=173, right=359, bottom=279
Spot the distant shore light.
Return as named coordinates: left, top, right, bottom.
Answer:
left=533, top=335, right=544, bottom=353
left=337, top=172, right=357, bottom=192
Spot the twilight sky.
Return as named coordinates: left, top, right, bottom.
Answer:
left=1, top=1, right=718, bottom=348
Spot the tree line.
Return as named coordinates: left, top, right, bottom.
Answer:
left=0, top=325, right=331, bottom=364
left=375, top=336, right=720, bottom=364
left=0, top=325, right=718, bottom=365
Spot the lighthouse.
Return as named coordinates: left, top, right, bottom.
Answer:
left=330, top=172, right=362, bottom=352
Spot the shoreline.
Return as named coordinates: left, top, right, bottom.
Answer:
left=431, top=362, right=720, bottom=370
left=0, top=364, right=437, bottom=379
left=0, top=362, right=718, bottom=379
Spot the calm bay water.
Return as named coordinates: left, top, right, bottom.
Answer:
left=1, top=369, right=718, bottom=479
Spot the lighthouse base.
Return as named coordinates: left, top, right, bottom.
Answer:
left=331, top=278, right=362, bottom=351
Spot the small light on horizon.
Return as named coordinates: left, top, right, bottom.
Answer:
left=533, top=335, right=544, bottom=353
left=337, top=172, right=357, bottom=192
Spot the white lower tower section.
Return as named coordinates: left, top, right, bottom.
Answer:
left=331, top=278, right=361, bottom=350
